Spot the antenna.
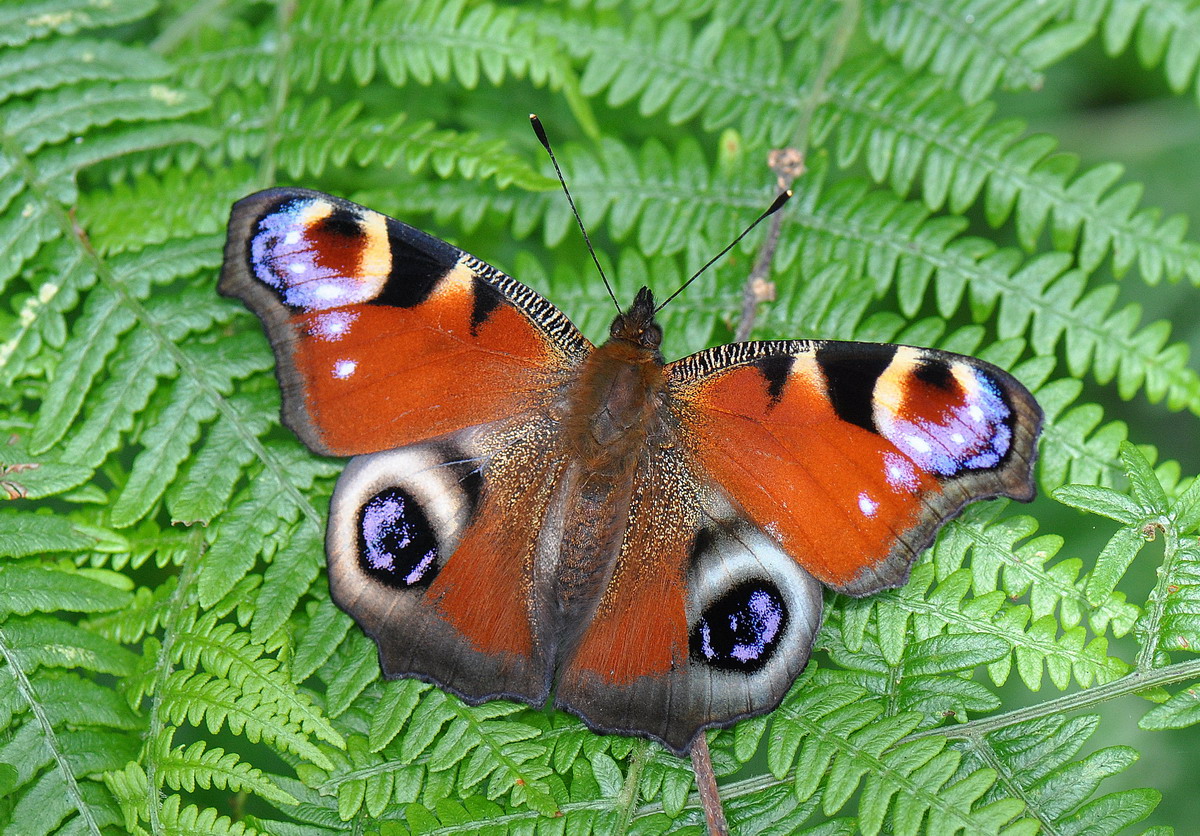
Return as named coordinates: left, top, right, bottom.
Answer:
left=654, top=190, right=792, bottom=314
left=530, top=114, right=621, bottom=314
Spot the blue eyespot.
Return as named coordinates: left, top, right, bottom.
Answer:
left=691, top=581, right=788, bottom=673
left=357, top=488, right=439, bottom=588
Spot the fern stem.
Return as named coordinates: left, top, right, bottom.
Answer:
left=689, top=734, right=730, bottom=836
left=613, top=740, right=650, bottom=835
left=143, top=528, right=205, bottom=835
left=1135, top=517, right=1179, bottom=670
left=901, top=657, right=1200, bottom=743
left=964, top=733, right=1063, bottom=836
left=151, top=0, right=228, bottom=55
left=0, top=626, right=104, bottom=836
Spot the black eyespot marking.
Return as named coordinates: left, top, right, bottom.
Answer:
left=357, top=488, right=440, bottom=589
left=753, top=354, right=795, bottom=405
left=374, top=220, right=460, bottom=308
left=816, top=344, right=896, bottom=433
left=470, top=276, right=505, bottom=335
left=690, top=580, right=788, bottom=673
left=316, top=206, right=363, bottom=239
left=913, top=357, right=955, bottom=390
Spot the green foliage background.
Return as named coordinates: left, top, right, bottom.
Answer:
left=3, top=0, right=1200, bottom=832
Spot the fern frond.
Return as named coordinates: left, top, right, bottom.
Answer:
left=293, top=0, right=577, bottom=93
left=120, top=784, right=271, bottom=836
left=953, top=714, right=1157, bottom=834
left=0, top=560, right=131, bottom=617
left=539, top=7, right=1199, bottom=287
left=198, top=445, right=335, bottom=608
left=764, top=672, right=1028, bottom=834
left=29, top=237, right=226, bottom=453
left=0, top=625, right=138, bottom=836
left=821, top=57, right=1200, bottom=285
left=6, top=1, right=1200, bottom=831
left=85, top=578, right=177, bottom=645
left=154, top=728, right=299, bottom=807
left=0, top=0, right=155, bottom=48
left=1072, top=0, right=1200, bottom=99
left=156, top=671, right=334, bottom=771
left=865, top=0, right=1092, bottom=104
left=172, top=612, right=343, bottom=748
left=563, top=9, right=824, bottom=145
left=1057, top=443, right=1200, bottom=670
left=840, top=558, right=1131, bottom=696
left=2, top=614, right=137, bottom=677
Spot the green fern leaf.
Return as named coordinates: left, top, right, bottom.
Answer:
left=155, top=729, right=300, bottom=807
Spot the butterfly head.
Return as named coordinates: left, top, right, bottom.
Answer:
left=608, top=286, right=663, bottom=351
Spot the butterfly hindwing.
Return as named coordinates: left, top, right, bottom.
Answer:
left=667, top=340, right=1042, bottom=596
left=219, top=188, right=590, bottom=456
left=554, top=444, right=824, bottom=755
left=326, top=415, right=574, bottom=706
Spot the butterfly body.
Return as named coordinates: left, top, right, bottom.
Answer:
left=220, top=187, right=1042, bottom=755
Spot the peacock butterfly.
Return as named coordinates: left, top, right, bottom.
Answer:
left=218, top=158, right=1041, bottom=756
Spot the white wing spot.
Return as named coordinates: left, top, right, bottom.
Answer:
left=905, top=435, right=932, bottom=454
left=333, top=359, right=357, bottom=379
left=858, top=493, right=879, bottom=517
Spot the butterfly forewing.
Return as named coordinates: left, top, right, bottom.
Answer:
left=219, top=188, right=589, bottom=457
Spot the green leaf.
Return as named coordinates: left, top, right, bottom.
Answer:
left=0, top=512, right=97, bottom=556
left=1054, top=485, right=1142, bottom=524
left=1085, top=526, right=1149, bottom=606
left=1140, top=683, right=1200, bottom=730
left=0, top=562, right=132, bottom=616
left=1120, top=442, right=1170, bottom=512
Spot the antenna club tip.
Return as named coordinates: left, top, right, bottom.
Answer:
left=530, top=115, right=550, bottom=148
left=768, top=190, right=792, bottom=213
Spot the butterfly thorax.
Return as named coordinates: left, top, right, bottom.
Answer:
left=563, top=287, right=666, bottom=470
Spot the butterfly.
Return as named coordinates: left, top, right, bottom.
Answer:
left=219, top=180, right=1042, bottom=756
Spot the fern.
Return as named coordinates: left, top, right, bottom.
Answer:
left=4, top=0, right=1200, bottom=833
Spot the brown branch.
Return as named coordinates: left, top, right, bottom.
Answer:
left=690, top=734, right=730, bottom=836
left=736, top=0, right=861, bottom=341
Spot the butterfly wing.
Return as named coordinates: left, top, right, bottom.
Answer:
left=220, top=189, right=590, bottom=705
left=325, top=418, right=571, bottom=705
left=667, top=340, right=1042, bottom=596
left=219, top=188, right=590, bottom=456
left=554, top=338, right=1039, bottom=754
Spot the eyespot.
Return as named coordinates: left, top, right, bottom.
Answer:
left=357, top=487, right=440, bottom=588
left=690, top=580, right=788, bottom=673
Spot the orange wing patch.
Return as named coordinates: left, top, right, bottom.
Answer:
left=677, top=357, right=936, bottom=590
left=289, top=287, right=563, bottom=456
